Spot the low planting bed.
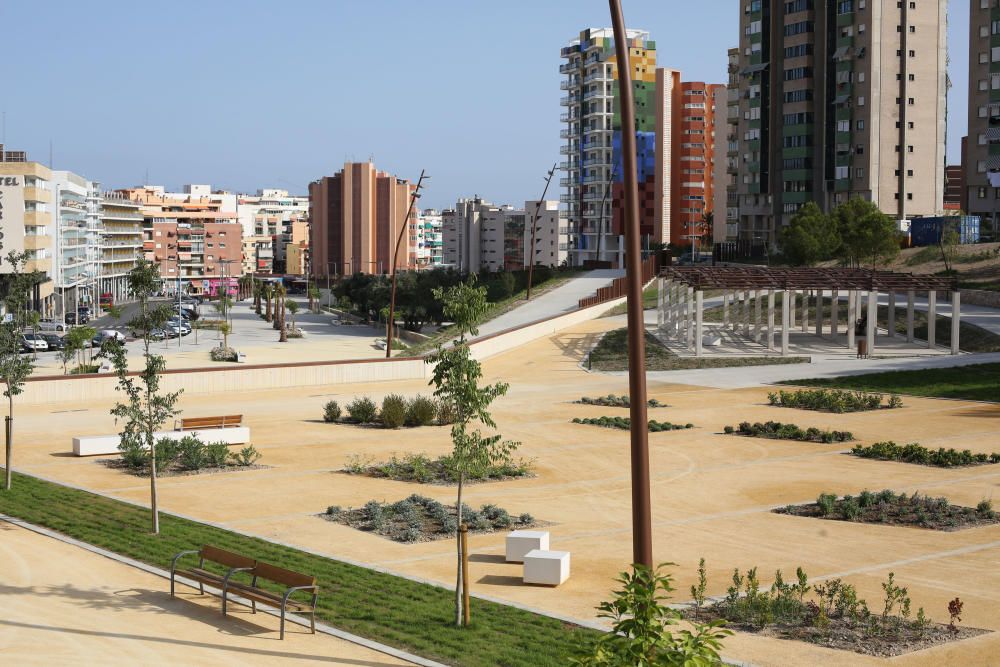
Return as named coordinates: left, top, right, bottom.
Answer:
left=343, top=452, right=534, bottom=484
left=778, top=363, right=1000, bottom=403
left=321, top=495, right=536, bottom=543
left=775, top=490, right=999, bottom=531
left=850, top=441, right=1000, bottom=468
left=106, top=435, right=262, bottom=477
left=723, top=421, right=853, bottom=444
left=683, top=561, right=987, bottom=657
left=571, top=416, right=694, bottom=432
left=323, top=395, right=453, bottom=429
left=574, top=394, right=666, bottom=408
left=767, top=389, right=902, bottom=413
left=210, top=345, right=238, bottom=362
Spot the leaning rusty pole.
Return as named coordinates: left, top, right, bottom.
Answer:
left=609, top=0, right=653, bottom=569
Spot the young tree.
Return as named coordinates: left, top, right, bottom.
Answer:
left=779, top=202, right=840, bottom=266
left=277, top=286, right=288, bottom=342
left=572, top=563, right=730, bottom=666
left=939, top=228, right=961, bottom=274
left=0, top=250, right=37, bottom=491
left=263, top=284, right=273, bottom=322
left=833, top=197, right=901, bottom=268
left=308, top=285, right=322, bottom=313
left=286, top=300, right=300, bottom=334
left=426, top=276, right=514, bottom=626
left=107, top=260, right=181, bottom=533
left=219, top=321, right=232, bottom=352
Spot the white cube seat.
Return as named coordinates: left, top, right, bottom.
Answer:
left=523, top=549, right=570, bottom=586
left=505, top=530, right=549, bottom=563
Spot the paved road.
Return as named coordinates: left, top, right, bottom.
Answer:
left=474, top=269, right=624, bottom=338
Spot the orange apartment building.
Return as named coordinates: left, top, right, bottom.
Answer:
left=121, top=188, right=243, bottom=293
left=654, top=72, right=725, bottom=249
left=309, top=161, right=416, bottom=277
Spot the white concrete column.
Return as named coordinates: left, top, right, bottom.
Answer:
left=686, top=286, right=695, bottom=350
left=906, top=290, right=915, bottom=343
left=927, top=290, right=937, bottom=349
left=950, top=291, right=961, bottom=355
left=855, top=290, right=863, bottom=322
left=754, top=289, right=763, bottom=342
left=695, top=290, right=704, bottom=357
left=801, top=290, right=809, bottom=333
left=866, top=289, right=877, bottom=357
left=767, top=290, right=775, bottom=351
left=847, top=290, right=856, bottom=349
left=657, top=278, right=665, bottom=330
left=814, top=290, right=823, bottom=337
left=830, top=289, right=838, bottom=337
left=742, top=290, right=751, bottom=338
left=781, top=289, right=790, bottom=356
left=789, top=291, right=797, bottom=328
left=723, top=290, right=730, bottom=326
left=887, top=291, right=896, bottom=338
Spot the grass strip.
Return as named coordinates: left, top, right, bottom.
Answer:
left=778, top=363, right=1000, bottom=403
left=0, top=470, right=597, bottom=666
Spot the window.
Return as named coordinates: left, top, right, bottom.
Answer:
left=784, top=67, right=812, bottom=81
left=784, top=43, right=812, bottom=58
left=855, top=168, right=864, bottom=178
left=784, top=112, right=814, bottom=125
left=783, top=135, right=813, bottom=147
left=784, top=89, right=813, bottom=103
left=856, top=120, right=865, bottom=130
left=836, top=119, right=850, bottom=132
left=785, top=0, right=813, bottom=12
left=783, top=21, right=813, bottom=36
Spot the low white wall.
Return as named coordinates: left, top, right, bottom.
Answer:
left=469, top=297, right=626, bottom=362
left=73, top=426, right=251, bottom=456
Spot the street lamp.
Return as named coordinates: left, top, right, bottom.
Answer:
left=386, top=170, right=428, bottom=358
left=525, top=164, right=557, bottom=301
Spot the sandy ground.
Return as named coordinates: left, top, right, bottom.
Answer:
left=0, top=522, right=414, bottom=666
left=9, top=314, right=1000, bottom=666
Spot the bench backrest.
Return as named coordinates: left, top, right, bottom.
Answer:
left=200, top=545, right=255, bottom=570
left=181, top=415, right=243, bottom=430
left=253, top=561, right=316, bottom=589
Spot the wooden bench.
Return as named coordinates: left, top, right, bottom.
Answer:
left=170, top=545, right=255, bottom=599
left=178, top=415, right=243, bottom=431
left=224, top=562, right=319, bottom=639
left=170, top=545, right=318, bottom=640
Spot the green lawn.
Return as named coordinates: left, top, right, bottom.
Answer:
left=778, top=363, right=1000, bottom=403
left=588, top=328, right=809, bottom=372
left=0, top=471, right=598, bottom=666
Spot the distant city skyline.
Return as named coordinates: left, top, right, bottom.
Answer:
left=1, top=0, right=969, bottom=210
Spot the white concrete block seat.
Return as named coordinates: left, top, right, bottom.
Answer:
left=73, top=414, right=250, bottom=456
left=505, top=530, right=550, bottom=563
left=523, top=549, right=571, bottom=586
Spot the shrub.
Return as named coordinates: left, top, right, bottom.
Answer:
left=768, top=389, right=901, bottom=413
left=817, top=493, right=837, bottom=517
left=573, top=416, right=694, bottom=432
left=851, top=441, right=1000, bottom=468
left=380, top=394, right=408, bottom=429
left=153, top=437, right=181, bottom=473
left=210, top=346, right=238, bottom=362
left=435, top=399, right=456, bottom=425
left=119, top=439, right=148, bottom=470
left=405, top=395, right=437, bottom=426
left=204, top=442, right=230, bottom=468
left=346, top=396, right=378, bottom=424
left=325, top=505, right=341, bottom=518
left=576, top=394, right=667, bottom=408
left=232, top=445, right=261, bottom=467
left=323, top=401, right=341, bottom=423
left=176, top=435, right=207, bottom=471
left=726, top=420, right=853, bottom=443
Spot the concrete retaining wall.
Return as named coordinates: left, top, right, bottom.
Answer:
left=960, top=289, right=1000, bottom=308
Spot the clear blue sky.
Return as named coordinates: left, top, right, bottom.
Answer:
left=0, top=0, right=969, bottom=210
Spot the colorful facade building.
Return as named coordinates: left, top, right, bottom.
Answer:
left=308, top=161, right=415, bottom=278
left=561, top=28, right=657, bottom=267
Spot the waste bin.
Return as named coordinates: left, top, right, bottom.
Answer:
left=857, top=340, right=868, bottom=359
left=237, top=352, right=247, bottom=363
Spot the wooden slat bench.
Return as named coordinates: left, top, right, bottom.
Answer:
left=170, top=545, right=255, bottom=599
left=225, top=562, right=319, bottom=639
left=178, top=415, right=243, bottom=431
left=170, top=545, right=318, bottom=640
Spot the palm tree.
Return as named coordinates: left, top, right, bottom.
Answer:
left=276, top=286, right=288, bottom=341
left=286, top=300, right=299, bottom=334
left=219, top=321, right=231, bottom=352
left=263, top=285, right=273, bottom=322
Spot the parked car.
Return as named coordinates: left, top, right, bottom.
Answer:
left=93, top=329, right=127, bottom=347
left=20, top=333, right=49, bottom=352
left=39, top=334, right=66, bottom=351
left=166, top=319, right=192, bottom=337
left=66, top=312, right=88, bottom=325
left=149, top=328, right=168, bottom=341
left=37, top=317, right=67, bottom=332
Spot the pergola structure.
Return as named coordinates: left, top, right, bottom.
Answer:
left=655, top=267, right=961, bottom=357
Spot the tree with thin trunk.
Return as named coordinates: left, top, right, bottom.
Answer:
left=0, top=250, right=37, bottom=491
left=264, top=285, right=273, bottom=322
left=277, top=286, right=288, bottom=342
left=939, top=228, right=960, bottom=274
left=219, top=321, right=232, bottom=352
left=426, top=277, right=516, bottom=627
left=308, top=286, right=321, bottom=313
left=286, top=300, right=299, bottom=335
left=107, top=260, right=181, bottom=534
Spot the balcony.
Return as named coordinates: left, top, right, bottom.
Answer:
left=23, top=186, right=51, bottom=203
left=560, top=145, right=578, bottom=155
left=559, top=94, right=581, bottom=106
left=583, top=88, right=610, bottom=101
left=584, top=70, right=609, bottom=84
left=24, top=234, right=52, bottom=250
left=101, top=210, right=144, bottom=221
left=560, top=128, right=573, bottom=139
left=583, top=157, right=611, bottom=168
left=559, top=62, right=577, bottom=74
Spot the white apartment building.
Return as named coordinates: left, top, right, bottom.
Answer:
left=417, top=209, right=443, bottom=267
left=50, top=171, right=101, bottom=316
left=236, top=188, right=309, bottom=273
left=442, top=198, right=566, bottom=273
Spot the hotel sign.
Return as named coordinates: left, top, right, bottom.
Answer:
left=0, top=175, right=26, bottom=255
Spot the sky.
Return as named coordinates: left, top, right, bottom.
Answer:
left=0, top=1, right=970, bottom=211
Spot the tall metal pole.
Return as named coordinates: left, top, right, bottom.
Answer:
left=525, top=164, right=557, bottom=301
left=386, top=170, right=428, bottom=358
left=609, top=0, right=652, bottom=570
left=595, top=162, right=619, bottom=267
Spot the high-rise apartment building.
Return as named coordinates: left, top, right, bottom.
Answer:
left=966, top=1, right=1000, bottom=239
left=51, top=171, right=101, bottom=316
left=442, top=198, right=565, bottom=273
left=731, top=0, right=947, bottom=246
left=98, top=192, right=144, bottom=303
left=236, top=188, right=309, bottom=273
left=0, top=146, right=55, bottom=314
left=308, top=162, right=415, bottom=278
left=122, top=186, right=243, bottom=294
left=417, top=209, right=443, bottom=268
left=561, top=28, right=657, bottom=267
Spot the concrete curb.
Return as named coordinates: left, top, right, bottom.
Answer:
left=0, top=513, right=446, bottom=667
